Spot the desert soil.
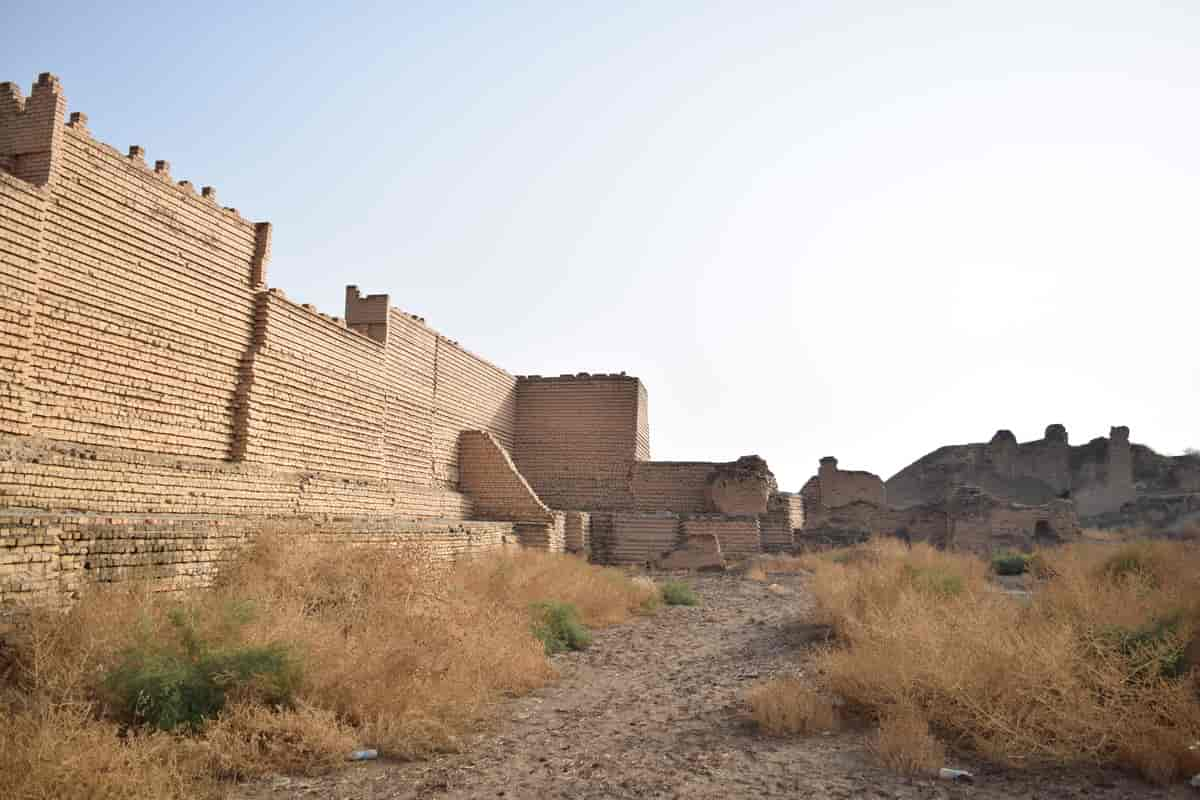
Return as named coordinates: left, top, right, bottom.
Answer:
left=240, top=572, right=1192, bottom=800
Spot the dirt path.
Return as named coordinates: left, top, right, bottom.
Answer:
left=244, top=573, right=1189, bottom=799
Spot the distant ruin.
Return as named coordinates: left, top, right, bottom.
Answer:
left=0, top=73, right=799, bottom=608
left=886, top=424, right=1200, bottom=531
left=798, top=456, right=1078, bottom=554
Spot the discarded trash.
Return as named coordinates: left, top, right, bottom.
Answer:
left=938, top=768, right=974, bottom=783
left=349, top=749, right=378, bottom=761
left=1189, top=772, right=1199, bottom=788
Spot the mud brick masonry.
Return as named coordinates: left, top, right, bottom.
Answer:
left=0, top=73, right=804, bottom=608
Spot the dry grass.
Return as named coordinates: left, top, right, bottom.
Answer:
left=870, top=703, right=945, bottom=775
left=0, top=538, right=658, bottom=799
left=803, top=538, right=1200, bottom=784
left=746, top=677, right=838, bottom=735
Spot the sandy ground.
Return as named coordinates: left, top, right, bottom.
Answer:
left=238, top=572, right=1193, bottom=800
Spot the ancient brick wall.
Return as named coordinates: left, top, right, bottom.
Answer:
left=0, top=171, right=44, bottom=435
left=604, top=512, right=681, bottom=565
left=816, top=458, right=885, bottom=508
left=563, top=511, right=591, bottom=554
left=33, top=116, right=261, bottom=460
left=628, top=461, right=713, bottom=512
left=237, top=290, right=386, bottom=476
left=681, top=516, right=762, bottom=561
left=0, top=73, right=525, bottom=524
left=514, top=375, right=645, bottom=509
left=761, top=493, right=801, bottom=552
left=0, top=512, right=517, bottom=609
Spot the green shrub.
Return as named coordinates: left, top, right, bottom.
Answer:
left=103, top=603, right=300, bottom=731
left=991, top=551, right=1030, bottom=576
left=530, top=601, right=592, bottom=655
left=1101, top=613, right=1189, bottom=679
left=661, top=580, right=700, bottom=606
left=900, top=565, right=964, bottom=598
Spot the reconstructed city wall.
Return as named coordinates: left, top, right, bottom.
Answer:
left=0, top=73, right=540, bottom=605
left=0, top=73, right=521, bottom=524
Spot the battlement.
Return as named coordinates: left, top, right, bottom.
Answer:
left=517, top=372, right=637, bottom=382
left=1, top=72, right=263, bottom=239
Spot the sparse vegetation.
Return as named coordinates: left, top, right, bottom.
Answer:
left=530, top=601, right=592, bottom=654
left=870, top=703, right=945, bottom=775
left=0, top=539, right=658, bottom=799
left=661, top=580, right=700, bottom=606
left=798, top=538, right=1200, bottom=784
left=746, top=677, right=838, bottom=735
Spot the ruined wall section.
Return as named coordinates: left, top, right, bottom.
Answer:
left=887, top=424, right=1138, bottom=517
left=514, top=374, right=645, bottom=510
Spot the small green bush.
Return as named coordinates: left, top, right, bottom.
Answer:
left=530, top=601, right=592, bottom=654
left=661, top=580, right=700, bottom=606
left=103, top=604, right=300, bottom=731
left=1101, top=613, right=1190, bottom=679
left=900, top=565, right=964, bottom=598
left=991, top=551, right=1030, bottom=576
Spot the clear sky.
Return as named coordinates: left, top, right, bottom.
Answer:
left=6, top=1, right=1198, bottom=489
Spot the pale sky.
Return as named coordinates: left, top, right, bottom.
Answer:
left=7, top=1, right=1198, bottom=490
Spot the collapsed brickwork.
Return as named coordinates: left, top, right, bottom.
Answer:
left=798, top=457, right=1079, bottom=555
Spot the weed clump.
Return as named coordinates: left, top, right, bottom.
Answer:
left=746, top=677, right=837, bottom=735
left=530, top=601, right=592, bottom=654
left=991, top=551, right=1030, bottom=576
left=871, top=703, right=945, bottom=775
left=661, top=580, right=700, bottom=606
left=103, top=604, right=299, bottom=731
